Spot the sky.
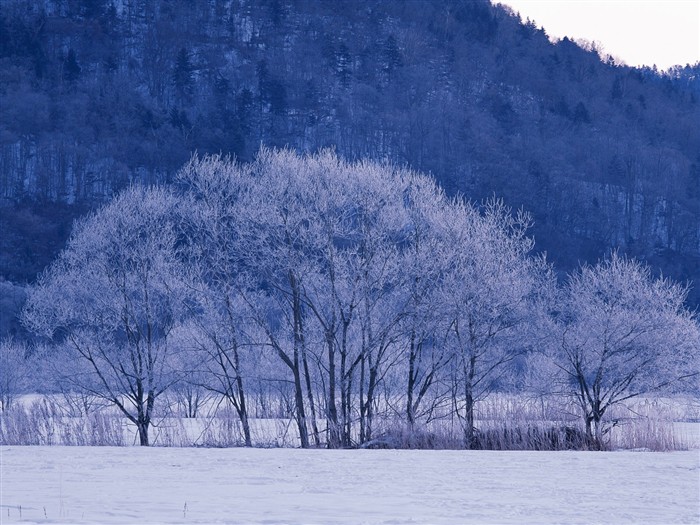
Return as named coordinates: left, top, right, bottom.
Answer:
left=497, top=0, right=700, bottom=69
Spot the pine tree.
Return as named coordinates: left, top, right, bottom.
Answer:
left=173, top=48, right=194, bottom=100
left=63, top=49, right=81, bottom=83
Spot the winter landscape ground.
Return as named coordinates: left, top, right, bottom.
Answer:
left=2, top=396, right=699, bottom=524
left=2, top=446, right=699, bottom=525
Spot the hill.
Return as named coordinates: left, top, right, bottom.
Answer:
left=1, top=0, right=699, bottom=329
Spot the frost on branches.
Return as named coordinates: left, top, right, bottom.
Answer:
left=22, top=187, right=196, bottom=445
left=546, top=253, right=699, bottom=449
left=19, top=149, right=700, bottom=449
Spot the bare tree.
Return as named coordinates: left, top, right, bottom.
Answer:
left=398, top=178, right=456, bottom=429
left=178, top=155, right=257, bottom=446
left=163, top=323, right=215, bottom=419
left=22, top=186, right=195, bottom=445
left=178, top=151, right=321, bottom=447
left=0, top=339, right=30, bottom=411
left=177, top=150, right=456, bottom=447
left=548, top=253, right=700, bottom=449
left=441, top=199, right=547, bottom=448
left=298, top=158, right=416, bottom=447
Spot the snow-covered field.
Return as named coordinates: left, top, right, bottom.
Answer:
left=2, top=446, right=698, bottom=524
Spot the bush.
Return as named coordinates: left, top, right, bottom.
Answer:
left=472, top=425, right=594, bottom=451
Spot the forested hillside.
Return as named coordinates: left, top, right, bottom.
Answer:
left=1, top=0, right=699, bottom=328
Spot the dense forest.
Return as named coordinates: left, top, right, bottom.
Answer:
left=1, top=0, right=700, bottom=340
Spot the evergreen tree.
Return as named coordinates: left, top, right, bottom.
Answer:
left=63, top=49, right=81, bottom=83
left=173, top=47, right=194, bottom=100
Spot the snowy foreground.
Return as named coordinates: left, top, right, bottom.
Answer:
left=2, top=447, right=699, bottom=525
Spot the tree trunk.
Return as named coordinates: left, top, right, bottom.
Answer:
left=340, top=348, right=349, bottom=446
left=326, top=330, right=341, bottom=448
left=292, top=362, right=309, bottom=448
left=340, top=321, right=353, bottom=447
left=359, top=346, right=367, bottom=443
left=301, top=344, right=321, bottom=447
left=343, top=371, right=353, bottom=446
left=136, top=416, right=150, bottom=446
left=290, top=275, right=310, bottom=449
left=364, top=361, right=379, bottom=443
left=235, top=376, right=253, bottom=447
left=135, top=379, right=151, bottom=446
left=463, top=385, right=476, bottom=449
left=138, top=425, right=149, bottom=446
left=463, top=355, right=477, bottom=449
left=406, top=330, right=417, bottom=427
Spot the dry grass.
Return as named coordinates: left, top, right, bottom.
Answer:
left=1, top=394, right=697, bottom=450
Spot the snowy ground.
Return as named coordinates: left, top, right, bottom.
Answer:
left=1, top=447, right=698, bottom=524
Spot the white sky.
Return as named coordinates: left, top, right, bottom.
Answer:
left=497, top=0, right=700, bottom=69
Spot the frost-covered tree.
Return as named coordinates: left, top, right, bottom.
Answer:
left=396, top=178, right=455, bottom=429
left=176, top=150, right=554, bottom=448
left=441, top=200, right=548, bottom=448
left=22, top=187, right=196, bottom=445
left=178, top=151, right=324, bottom=447
left=177, top=150, right=461, bottom=447
left=310, top=159, right=413, bottom=446
left=549, top=253, right=700, bottom=449
left=0, top=339, right=30, bottom=411
left=232, top=149, right=327, bottom=448
left=234, top=149, right=413, bottom=448
left=163, top=323, right=215, bottom=420
left=178, top=155, right=257, bottom=445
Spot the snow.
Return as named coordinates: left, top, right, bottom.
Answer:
left=2, top=447, right=698, bottom=524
